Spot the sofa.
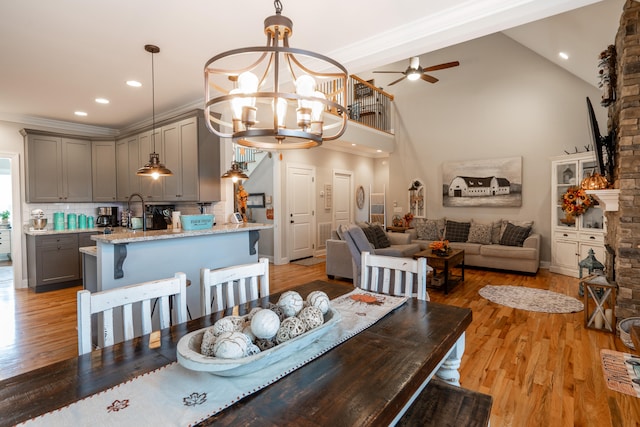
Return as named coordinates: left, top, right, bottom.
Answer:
left=407, top=218, right=540, bottom=274
left=326, top=223, right=421, bottom=280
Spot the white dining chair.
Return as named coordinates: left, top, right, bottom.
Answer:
left=200, top=258, right=270, bottom=315
left=77, top=272, right=187, bottom=355
left=360, top=251, right=431, bottom=301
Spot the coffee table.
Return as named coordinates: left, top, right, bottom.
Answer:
left=414, top=248, right=465, bottom=295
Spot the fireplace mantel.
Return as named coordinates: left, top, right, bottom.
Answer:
left=586, top=189, right=620, bottom=212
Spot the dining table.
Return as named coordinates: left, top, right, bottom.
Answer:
left=0, top=280, right=472, bottom=427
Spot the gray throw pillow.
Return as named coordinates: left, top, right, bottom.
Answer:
left=415, top=218, right=445, bottom=240
left=444, top=220, right=471, bottom=242
left=499, top=222, right=531, bottom=247
left=490, top=220, right=503, bottom=244
left=499, top=220, right=533, bottom=241
left=467, top=222, right=492, bottom=244
left=359, top=225, right=377, bottom=247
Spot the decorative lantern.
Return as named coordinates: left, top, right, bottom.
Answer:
left=578, top=248, right=605, bottom=297
left=581, top=274, right=616, bottom=334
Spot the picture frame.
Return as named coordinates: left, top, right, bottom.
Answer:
left=247, top=193, right=265, bottom=208
left=354, top=79, right=374, bottom=100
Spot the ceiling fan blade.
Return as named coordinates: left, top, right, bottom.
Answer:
left=422, top=61, right=460, bottom=72
left=421, top=74, right=439, bottom=84
left=388, top=75, right=407, bottom=86
left=373, top=71, right=404, bottom=74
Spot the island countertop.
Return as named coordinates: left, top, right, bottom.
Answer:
left=91, top=223, right=272, bottom=244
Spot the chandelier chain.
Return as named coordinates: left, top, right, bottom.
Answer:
left=274, top=0, right=282, bottom=14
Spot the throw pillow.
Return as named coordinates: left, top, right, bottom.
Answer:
left=490, top=220, right=503, bottom=244
left=415, top=219, right=438, bottom=240
left=371, top=224, right=391, bottom=248
left=358, top=224, right=378, bottom=247
left=444, top=220, right=471, bottom=242
left=467, top=222, right=492, bottom=244
left=499, top=219, right=534, bottom=241
left=499, top=222, right=532, bottom=247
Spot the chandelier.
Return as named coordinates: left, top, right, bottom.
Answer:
left=137, top=44, right=173, bottom=179
left=204, top=0, right=348, bottom=150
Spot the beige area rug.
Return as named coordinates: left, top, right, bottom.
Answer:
left=479, top=285, right=583, bottom=313
left=291, top=257, right=325, bottom=267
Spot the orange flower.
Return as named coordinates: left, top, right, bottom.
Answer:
left=429, top=240, right=450, bottom=251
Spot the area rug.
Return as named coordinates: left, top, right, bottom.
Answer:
left=292, top=257, right=325, bottom=267
left=601, top=349, right=640, bottom=398
left=479, top=285, right=583, bottom=313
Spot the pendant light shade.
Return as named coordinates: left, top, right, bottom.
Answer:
left=137, top=44, right=173, bottom=179
left=221, top=162, right=249, bottom=182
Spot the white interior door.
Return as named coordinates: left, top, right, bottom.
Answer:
left=333, top=170, right=353, bottom=229
left=287, top=164, right=315, bottom=261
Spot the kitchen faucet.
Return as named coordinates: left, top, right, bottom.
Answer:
left=127, top=193, right=146, bottom=231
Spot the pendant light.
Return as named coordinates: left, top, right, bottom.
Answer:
left=137, top=44, right=173, bottom=179
left=204, top=0, right=348, bottom=150
left=221, top=143, right=249, bottom=182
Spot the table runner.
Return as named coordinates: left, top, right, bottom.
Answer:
left=19, top=289, right=407, bottom=427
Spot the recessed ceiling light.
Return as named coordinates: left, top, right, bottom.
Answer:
left=376, top=149, right=382, bottom=153
left=351, top=143, right=356, bottom=146
left=95, top=98, right=109, bottom=104
left=559, top=52, right=569, bottom=60
left=127, top=80, right=142, bottom=87
left=74, top=111, right=88, bottom=117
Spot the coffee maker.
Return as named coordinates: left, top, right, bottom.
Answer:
left=97, top=206, right=119, bottom=227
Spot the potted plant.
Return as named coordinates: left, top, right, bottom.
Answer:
left=0, top=210, right=9, bottom=224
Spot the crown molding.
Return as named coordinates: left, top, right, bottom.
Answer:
left=0, top=113, right=118, bottom=137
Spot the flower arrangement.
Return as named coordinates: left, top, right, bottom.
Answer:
left=561, top=186, right=594, bottom=218
left=429, top=239, right=450, bottom=254
left=403, top=212, right=414, bottom=227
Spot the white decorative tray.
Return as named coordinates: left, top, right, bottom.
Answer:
left=177, top=308, right=341, bottom=376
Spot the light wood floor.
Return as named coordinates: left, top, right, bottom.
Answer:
left=1, top=262, right=639, bottom=426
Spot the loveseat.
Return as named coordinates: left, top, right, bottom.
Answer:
left=407, top=218, right=540, bottom=274
left=326, top=223, right=421, bottom=280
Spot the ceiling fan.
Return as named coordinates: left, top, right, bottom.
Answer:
left=373, top=57, right=460, bottom=86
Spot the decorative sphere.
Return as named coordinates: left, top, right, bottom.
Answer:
left=307, top=291, right=330, bottom=314
left=276, top=317, right=307, bottom=344
left=200, top=327, right=218, bottom=357
left=247, top=307, right=263, bottom=321
left=267, top=303, right=286, bottom=321
left=255, top=337, right=276, bottom=351
left=246, top=344, right=261, bottom=356
left=297, top=306, right=324, bottom=330
left=277, top=291, right=304, bottom=317
left=250, top=309, right=281, bottom=339
left=242, top=325, right=256, bottom=343
left=212, top=316, right=245, bottom=337
left=213, top=331, right=249, bottom=359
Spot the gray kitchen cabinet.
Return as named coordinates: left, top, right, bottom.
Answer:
left=138, top=128, right=163, bottom=201
left=26, top=233, right=81, bottom=292
left=22, top=130, right=92, bottom=202
left=116, top=137, right=130, bottom=201
left=162, top=116, right=199, bottom=201
left=92, top=139, right=117, bottom=202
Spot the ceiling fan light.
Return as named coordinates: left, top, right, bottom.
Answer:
left=407, top=71, right=421, bottom=81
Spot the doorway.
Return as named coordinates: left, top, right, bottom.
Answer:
left=332, top=170, right=353, bottom=230
left=286, top=163, right=315, bottom=261
left=0, top=156, right=15, bottom=288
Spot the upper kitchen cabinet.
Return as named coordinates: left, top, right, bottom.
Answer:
left=22, top=130, right=93, bottom=202
left=91, top=139, right=117, bottom=202
left=138, top=128, right=163, bottom=201
left=116, top=110, right=221, bottom=203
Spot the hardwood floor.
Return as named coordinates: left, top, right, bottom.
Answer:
left=1, top=262, right=639, bottom=426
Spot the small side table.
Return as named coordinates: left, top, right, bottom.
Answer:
left=581, top=274, right=616, bottom=333
left=386, top=226, right=413, bottom=233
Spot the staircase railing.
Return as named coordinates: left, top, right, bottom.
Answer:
left=317, top=75, right=394, bottom=134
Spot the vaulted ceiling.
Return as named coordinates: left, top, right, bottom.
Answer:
left=0, top=0, right=623, bottom=134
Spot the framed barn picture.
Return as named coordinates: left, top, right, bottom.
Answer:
left=442, top=156, right=522, bottom=207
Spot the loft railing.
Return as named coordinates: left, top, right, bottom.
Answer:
left=318, top=75, right=394, bottom=134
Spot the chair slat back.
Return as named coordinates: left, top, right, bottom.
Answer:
left=360, top=252, right=430, bottom=301
left=77, top=272, right=187, bottom=355
left=200, top=258, right=270, bottom=315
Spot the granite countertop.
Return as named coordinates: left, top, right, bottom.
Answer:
left=79, top=246, right=97, bottom=256
left=91, top=223, right=272, bottom=244
left=23, top=226, right=106, bottom=236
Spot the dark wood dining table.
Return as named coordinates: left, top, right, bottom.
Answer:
left=0, top=280, right=472, bottom=427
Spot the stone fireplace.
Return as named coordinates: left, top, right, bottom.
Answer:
left=607, top=0, right=640, bottom=319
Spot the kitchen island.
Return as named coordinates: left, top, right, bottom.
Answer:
left=87, top=223, right=271, bottom=324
